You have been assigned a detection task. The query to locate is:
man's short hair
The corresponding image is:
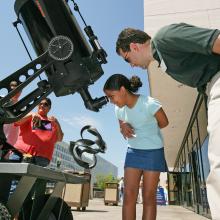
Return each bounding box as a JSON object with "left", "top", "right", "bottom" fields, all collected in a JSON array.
[{"left": 116, "top": 28, "right": 151, "bottom": 54}]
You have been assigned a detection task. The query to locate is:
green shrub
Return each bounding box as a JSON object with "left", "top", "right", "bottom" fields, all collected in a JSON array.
[{"left": 95, "top": 174, "right": 118, "bottom": 190}]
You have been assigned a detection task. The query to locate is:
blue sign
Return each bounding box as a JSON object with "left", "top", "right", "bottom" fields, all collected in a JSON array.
[{"left": 156, "top": 186, "right": 166, "bottom": 205}]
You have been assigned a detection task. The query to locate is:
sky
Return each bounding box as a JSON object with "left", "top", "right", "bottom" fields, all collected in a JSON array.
[{"left": 0, "top": 0, "right": 149, "bottom": 177}]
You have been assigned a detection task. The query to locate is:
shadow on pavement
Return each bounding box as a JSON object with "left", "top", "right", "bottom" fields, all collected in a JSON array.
[{"left": 72, "top": 209, "right": 108, "bottom": 213}]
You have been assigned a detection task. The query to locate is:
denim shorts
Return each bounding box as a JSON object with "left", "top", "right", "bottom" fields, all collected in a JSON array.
[{"left": 124, "top": 147, "right": 168, "bottom": 172}]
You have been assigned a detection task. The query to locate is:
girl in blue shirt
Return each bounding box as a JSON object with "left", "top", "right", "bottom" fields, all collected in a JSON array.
[{"left": 103, "top": 74, "right": 168, "bottom": 220}]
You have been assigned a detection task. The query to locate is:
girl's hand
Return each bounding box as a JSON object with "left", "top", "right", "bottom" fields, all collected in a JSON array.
[{"left": 120, "top": 121, "right": 135, "bottom": 139}]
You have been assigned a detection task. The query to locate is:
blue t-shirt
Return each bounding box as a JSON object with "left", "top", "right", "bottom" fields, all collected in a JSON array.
[{"left": 115, "top": 95, "right": 164, "bottom": 150}]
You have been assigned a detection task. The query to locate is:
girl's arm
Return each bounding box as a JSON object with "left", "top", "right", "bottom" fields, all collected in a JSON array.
[
  {"left": 119, "top": 120, "right": 135, "bottom": 139},
  {"left": 155, "top": 108, "right": 169, "bottom": 128}
]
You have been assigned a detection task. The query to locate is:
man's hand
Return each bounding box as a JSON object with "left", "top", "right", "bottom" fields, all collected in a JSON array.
[{"left": 119, "top": 121, "right": 135, "bottom": 139}]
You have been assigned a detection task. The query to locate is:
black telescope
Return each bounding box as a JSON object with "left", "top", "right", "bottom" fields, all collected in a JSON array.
[{"left": 14, "top": 0, "right": 108, "bottom": 111}]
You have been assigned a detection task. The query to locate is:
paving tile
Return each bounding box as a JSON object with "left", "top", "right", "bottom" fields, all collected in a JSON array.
[{"left": 71, "top": 198, "right": 209, "bottom": 220}]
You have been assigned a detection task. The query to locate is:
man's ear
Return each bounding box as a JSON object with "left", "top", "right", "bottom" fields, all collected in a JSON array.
[{"left": 130, "top": 42, "right": 139, "bottom": 51}]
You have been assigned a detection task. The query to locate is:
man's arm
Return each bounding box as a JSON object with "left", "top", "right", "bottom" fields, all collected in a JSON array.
[{"left": 212, "top": 34, "right": 220, "bottom": 54}]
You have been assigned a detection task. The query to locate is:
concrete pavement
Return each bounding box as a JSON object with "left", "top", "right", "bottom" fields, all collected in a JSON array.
[{"left": 71, "top": 198, "right": 209, "bottom": 220}]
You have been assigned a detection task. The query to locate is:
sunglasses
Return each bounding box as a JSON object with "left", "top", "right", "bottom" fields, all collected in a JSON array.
[{"left": 39, "top": 102, "right": 49, "bottom": 107}]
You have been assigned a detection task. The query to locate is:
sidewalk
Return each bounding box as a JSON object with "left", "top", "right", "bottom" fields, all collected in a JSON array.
[{"left": 72, "top": 198, "right": 209, "bottom": 220}]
